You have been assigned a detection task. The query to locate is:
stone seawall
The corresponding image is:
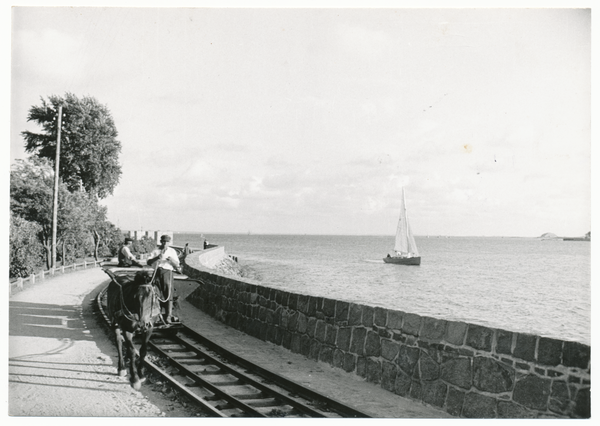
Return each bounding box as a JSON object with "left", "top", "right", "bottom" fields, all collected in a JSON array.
[{"left": 182, "top": 250, "right": 591, "bottom": 419}]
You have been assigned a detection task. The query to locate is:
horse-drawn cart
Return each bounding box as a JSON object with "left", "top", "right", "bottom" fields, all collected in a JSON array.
[{"left": 100, "top": 266, "right": 183, "bottom": 389}]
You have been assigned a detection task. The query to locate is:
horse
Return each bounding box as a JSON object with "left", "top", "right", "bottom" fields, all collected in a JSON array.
[{"left": 104, "top": 269, "right": 162, "bottom": 390}]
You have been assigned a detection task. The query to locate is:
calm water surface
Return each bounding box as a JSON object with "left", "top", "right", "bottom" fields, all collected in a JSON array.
[{"left": 175, "top": 233, "right": 590, "bottom": 345}]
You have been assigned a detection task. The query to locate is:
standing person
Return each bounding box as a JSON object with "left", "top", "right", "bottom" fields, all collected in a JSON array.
[
  {"left": 118, "top": 238, "right": 143, "bottom": 267},
  {"left": 147, "top": 235, "right": 181, "bottom": 324}
]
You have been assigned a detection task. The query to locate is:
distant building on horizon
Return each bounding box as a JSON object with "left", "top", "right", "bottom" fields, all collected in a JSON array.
[{"left": 124, "top": 230, "right": 174, "bottom": 243}]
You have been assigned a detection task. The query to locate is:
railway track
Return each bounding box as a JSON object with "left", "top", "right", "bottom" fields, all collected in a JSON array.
[{"left": 95, "top": 283, "right": 371, "bottom": 418}]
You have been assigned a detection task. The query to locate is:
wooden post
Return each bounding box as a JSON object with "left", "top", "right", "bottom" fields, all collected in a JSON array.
[{"left": 51, "top": 105, "right": 63, "bottom": 269}]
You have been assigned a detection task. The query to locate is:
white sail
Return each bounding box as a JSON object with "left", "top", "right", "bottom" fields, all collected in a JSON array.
[{"left": 393, "top": 188, "right": 419, "bottom": 256}]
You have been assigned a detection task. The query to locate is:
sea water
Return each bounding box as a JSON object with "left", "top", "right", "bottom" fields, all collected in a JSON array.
[{"left": 174, "top": 233, "right": 591, "bottom": 345}]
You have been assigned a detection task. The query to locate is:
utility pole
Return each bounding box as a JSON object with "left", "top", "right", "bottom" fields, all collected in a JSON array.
[{"left": 51, "top": 105, "right": 63, "bottom": 269}]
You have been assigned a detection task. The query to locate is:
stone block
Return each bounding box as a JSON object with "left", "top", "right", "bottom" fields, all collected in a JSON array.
[
  {"left": 280, "top": 291, "right": 290, "bottom": 307},
  {"left": 374, "top": 306, "right": 387, "bottom": 326},
  {"left": 266, "top": 324, "right": 276, "bottom": 344},
  {"left": 377, "top": 327, "right": 391, "bottom": 339},
  {"left": 309, "top": 340, "right": 321, "bottom": 361},
  {"left": 296, "top": 312, "right": 308, "bottom": 334},
  {"left": 365, "top": 330, "right": 382, "bottom": 357},
  {"left": 421, "top": 381, "right": 448, "bottom": 408},
  {"left": 300, "top": 335, "right": 311, "bottom": 357},
  {"left": 273, "top": 326, "right": 284, "bottom": 346},
  {"left": 466, "top": 325, "right": 493, "bottom": 352},
  {"left": 441, "top": 357, "right": 472, "bottom": 389},
  {"left": 322, "top": 298, "right": 336, "bottom": 317},
  {"left": 472, "top": 357, "right": 514, "bottom": 393},
  {"left": 258, "top": 295, "right": 267, "bottom": 307},
  {"left": 402, "top": 313, "right": 422, "bottom": 336},
  {"left": 280, "top": 309, "right": 289, "bottom": 329},
  {"left": 362, "top": 306, "right": 374, "bottom": 328},
  {"left": 394, "top": 370, "right": 411, "bottom": 397},
  {"left": 288, "top": 293, "right": 298, "bottom": 310},
  {"left": 348, "top": 304, "right": 363, "bottom": 326},
  {"left": 282, "top": 330, "right": 292, "bottom": 349},
  {"left": 497, "top": 401, "right": 536, "bottom": 418},
  {"left": 297, "top": 294, "right": 309, "bottom": 314},
  {"left": 307, "top": 296, "right": 320, "bottom": 316},
  {"left": 381, "top": 339, "right": 400, "bottom": 361},
  {"left": 419, "top": 351, "right": 440, "bottom": 381},
  {"left": 290, "top": 333, "right": 301, "bottom": 353},
  {"left": 548, "top": 381, "right": 570, "bottom": 415},
  {"left": 513, "top": 374, "right": 551, "bottom": 411},
  {"left": 409, "top": 381, "right": 422, "bottom": 400},
  {"left": 495, "top": 329, "right": 513, "bottom": 355},
  {"left": 319, "top": 345, "right": 334, "bottom": 365},
  {"left": 335, "top": 300, "right": 349, "bottom": 323},
  {"left": 366, "top": 358, "right": 382, "bottom": 384},
  {"left": 325, "top": 324, "right": 337, "bottom": 346},
  {"left": 306, "top": 317, "right": 317, "bottom": 338},
  {"left": 462, "top": 392, "right": 497, "bottom": 418},
  {"left": 562, "top": 341, "right": 590, "bottom": 369},
  {"left": 387, "top": 310, "right": 403, "bottom": 330},
  {"left": 268, "top": 288, "right": 277, "bottom": 301},
  {"left": 336, "top": 327, "right": 352, "bottom": 352},
  {"left": 333, "top": 349, "right": 344, "bottom": 369},
  {"left": 381, "top": 361, "right": 398, "bottom": 392},
  {"left": 421, "top": 316, "right": 447, "bottom": 342},
  {"left": 356, "top": 356, "right": 367, "bottom": 378},
  {"left": 287, "top": 311, "right": 298, "bottom": 331},
  {"left": 396, "top": 344, "right": 420, "bottom": 375},
  {"left": 265, "top": 308, "right": 274, "bottom": 324},
  {"left": 445, "top": 387, "right": 465, "bottom": 417},
  {"left": 513, "top": 333, "right": 536, "bottom": 362},
  {"left": 343, "top": 352, "right": 356, "bottom": 373},
  {"left": 574, "top": 387, "right": 590, "bottom": 418},
  {"left": 315, "top": 320, "right": 327, "bottom": 343},
  {"left": 350, "top": 327, "right": 367, "bottom": 356}
]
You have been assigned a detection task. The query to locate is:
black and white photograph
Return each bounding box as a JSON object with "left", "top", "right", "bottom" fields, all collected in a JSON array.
[{"left": 7, "top": 2, "right": 592, "bottom": 421}]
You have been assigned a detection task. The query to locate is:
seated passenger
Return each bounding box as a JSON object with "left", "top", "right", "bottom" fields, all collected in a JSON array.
[{"left": 118, "top": 238, "right": 143, "bottom": 267}]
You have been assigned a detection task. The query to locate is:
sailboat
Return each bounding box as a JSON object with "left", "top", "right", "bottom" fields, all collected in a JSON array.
[{"left": 383, "top": 188, "right": 421, "bottom": 265}]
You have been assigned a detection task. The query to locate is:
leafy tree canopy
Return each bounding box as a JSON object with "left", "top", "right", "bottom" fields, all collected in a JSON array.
[
  {"left": 21, "top": 92, "right": 122, "bottom": 199},
  {"left": 10, "top": 157, "right": 115, "bottom": 268}
]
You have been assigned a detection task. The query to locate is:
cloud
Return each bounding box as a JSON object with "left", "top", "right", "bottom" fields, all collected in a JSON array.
[
  {"left": 333, "top": 22, "right": 392, "bottom": 59},
  {"left": 12, "top": 28, "right": 86, "bottom": 81}
]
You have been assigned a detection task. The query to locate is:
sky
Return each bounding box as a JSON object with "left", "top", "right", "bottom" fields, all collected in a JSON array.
[{"left": 8, "top": 3, "right": 593, "bottom": 237}]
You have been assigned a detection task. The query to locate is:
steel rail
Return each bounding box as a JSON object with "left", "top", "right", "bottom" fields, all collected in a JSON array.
[
  {"left": 150, "top": 334, "right": 327, "bottom": 417},
  {"left": 178, "top": 325, "right": 371, "bottom": 418}
]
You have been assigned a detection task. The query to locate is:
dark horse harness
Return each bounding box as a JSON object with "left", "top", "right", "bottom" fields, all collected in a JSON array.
[{"left": 107, "top": 268, "right": 171, "bottom": 329}]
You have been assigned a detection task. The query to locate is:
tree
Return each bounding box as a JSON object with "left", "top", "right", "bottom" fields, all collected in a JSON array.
[
  {"left": 9, "top": 214, "right": 45, "bottom": 278},
  {"left": 11, "top": 158, "right": 96, "bottom": 268},
  {"left": 10, "top": 157, "right": 127, "bottom": 271},
  {"left": 21, "top": 93, "right": 122, "bottom": 199}
]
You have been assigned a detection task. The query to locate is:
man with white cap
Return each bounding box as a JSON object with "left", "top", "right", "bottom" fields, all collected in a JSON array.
[{"left": 147, "top": 234, "right": 181, "bottom": 324}]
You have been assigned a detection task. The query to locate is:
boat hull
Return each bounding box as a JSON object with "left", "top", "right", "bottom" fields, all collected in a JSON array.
[{"left": 383, "top": 256, "right": 421, "bottom": 265}]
